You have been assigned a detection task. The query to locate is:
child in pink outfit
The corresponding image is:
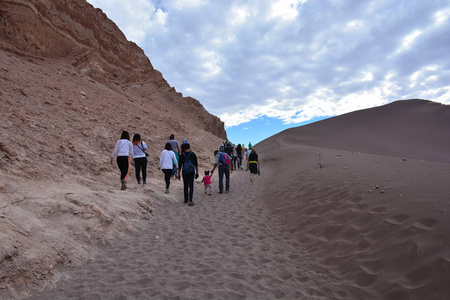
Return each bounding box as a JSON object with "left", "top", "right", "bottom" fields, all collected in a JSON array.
[{"left": 202, "top": 170, "right": 213, "bottom": 195}]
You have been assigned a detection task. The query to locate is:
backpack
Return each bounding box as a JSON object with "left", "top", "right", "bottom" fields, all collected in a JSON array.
[
  {"left": 219, "top": 152, "right": 231, "bottom": 166},
  {"left": 182, "top": 152, "right": 196, "bottom": 174}
]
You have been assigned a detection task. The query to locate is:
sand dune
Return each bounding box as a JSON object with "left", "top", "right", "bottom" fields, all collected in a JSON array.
[
  {"left": 262, "top": 99, "right": 450, "bottom": 163},
  {"left": 257, "top": 99, "right": 450, "bottom": 299}
]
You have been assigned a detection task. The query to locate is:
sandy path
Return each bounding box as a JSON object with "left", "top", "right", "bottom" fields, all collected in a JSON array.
[{"left": 27, "top": 168, "right": 340, "bottom": 300}]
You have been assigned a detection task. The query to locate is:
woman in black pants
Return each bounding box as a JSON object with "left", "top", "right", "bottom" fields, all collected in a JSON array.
[
  {"left": 132, "top": 134, "right": 148, "bottom": 185},
  {"left": 159, "top": 143, "right": 178, "bottom": 193},
  {"left": 111, "top": 131, "right": 134, "bottom": 190}
]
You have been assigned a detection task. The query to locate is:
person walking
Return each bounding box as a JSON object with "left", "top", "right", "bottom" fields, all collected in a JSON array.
[
  {"left": 232, "top": 144, "right": 238, "bottom": 170},
  {"left": 211, "top": 149, "right": 232, "bottom": 194},
  {"left": 167, "top": 134, "right": 181, "bottom": 178},
  {"left": 202, "top": 170, "right": 213, "bottom": 195},
  {"left": 236, "top": 144, "right": 243, "bottom": 169},
  {"left": 159, "top": 143, "right": 178, "bottom": 193},
  {"left": 246, "top": 148, "right": 260, "bottom": 184},
  {"left": 132, "top": 134, "right": 148, "bottom": 185},
  {"left": 111, "top": 131, "right": 134, "bottom": 190},
  {"left": 178, "top": 143, "right": 199, "bottom": 206}
]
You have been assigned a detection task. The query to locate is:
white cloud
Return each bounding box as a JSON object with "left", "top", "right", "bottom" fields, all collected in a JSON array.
[{"left": 87, "top": 0, "right": 450, "bottom": 132}]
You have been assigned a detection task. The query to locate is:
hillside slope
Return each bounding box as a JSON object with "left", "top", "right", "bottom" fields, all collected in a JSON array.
[{"left": 0, "top": 0, "right": 226, "bottom": 298}]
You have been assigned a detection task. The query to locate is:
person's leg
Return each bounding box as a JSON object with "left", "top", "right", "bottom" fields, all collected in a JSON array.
[
  {"left": 182, "top": 172, "right": 189, "bottom": 203},
  {"left": 162, "top": 169, "right": 172, "bottom": 191},
  {"left": 135, "top": 158, "right": 142, "bottom": 184},
  {"left": 172, "top": 152, "right": 179, "bottom": 177},
  {"left": 117, "top": 156, "right": 130, "bottom": 189},
  {"left": 225, "top": 166, "right": 230, "bottom": 192},
  {"left": 218, "top": 166, "right": 224, "bottom": 193},
  {"left": 187, "top": 173, "right": 195, "bottom": 203},
  {"left": 142, "top": 158, "right": 148, "bottom": 184}
]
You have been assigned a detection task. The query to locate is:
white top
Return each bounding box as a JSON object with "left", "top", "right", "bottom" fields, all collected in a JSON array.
[
  {"left": 159, "top": 150, "right": 178, "bottom": 169},
  {"left": 133, "top": 142, "right": 148, "bottom": 158},
  {"left": 111, "top": 139, "right": 134, "bottom": 158}
]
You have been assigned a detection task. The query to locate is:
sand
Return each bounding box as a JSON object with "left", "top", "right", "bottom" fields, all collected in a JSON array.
[
  {"left": 25, "top": 169, "right": 342, "bottom": 300},
  {"left": 25, "top": 143, "right": 450, "bottom": 299}
]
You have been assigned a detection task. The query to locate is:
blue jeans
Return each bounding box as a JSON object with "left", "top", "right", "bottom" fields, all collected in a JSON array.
[{"left": 218, "top": 165, "right": 230, "bottom": 192}]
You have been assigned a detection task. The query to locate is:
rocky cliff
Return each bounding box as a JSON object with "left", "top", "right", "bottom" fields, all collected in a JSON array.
[
  {"left": 0, "top": 0, "right": 226, "bottom": 138},
  {"left": 0, "top": 0, "right": 226, "bottom": 298}
]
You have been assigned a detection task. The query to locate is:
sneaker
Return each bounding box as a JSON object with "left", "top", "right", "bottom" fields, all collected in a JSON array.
[
  {"left": 208, "top": 192, "right": 213, "bottom": 195},
  {"left": 143, "top": 181, "right": 147, "bottom": 185},
  {"left": 137, "top": 181, "right": 141, "bottom": 185},
  {"left": 121, "top": 184, "right": 127, "bottom": 190},
  {"left": 219, "top": 191, "right": 223, "bottom": 194},
  {"left": 225, "top": 190, "right": 230, "bottom": 193},
  {"left": 188, "top": 202, "right": 195, "bottom": 206},
  {"left": 165, "top": 189, "right": 169, "bottom": 194}
]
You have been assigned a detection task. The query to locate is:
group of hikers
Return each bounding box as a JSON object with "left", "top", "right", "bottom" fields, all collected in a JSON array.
[{"left": 111, "top": 131, "right": 260, "bottom": 206}]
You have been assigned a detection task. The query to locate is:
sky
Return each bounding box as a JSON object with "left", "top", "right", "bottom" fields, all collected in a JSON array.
[{"left": 86, "top": 0, "right": 450, "bottom": 145}]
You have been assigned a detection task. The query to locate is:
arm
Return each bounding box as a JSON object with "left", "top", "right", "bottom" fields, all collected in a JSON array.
[
  {"left": 195, "top": 153, "right": 199, "bottom": 178},
  {"left": 110, "top": 140, "right": 120, "bottom": 165},
  {"left": 177, "top": 152, "right": 182, "bottom": 180},
  {"left": 173, "top": 151, "right": 179, "bottom": 168},
  {"left": 129, "top": 141, "right": 134, "bottom": 161},
  {"left": 158, "top": 150, "right": 164, "bottom": 170}
]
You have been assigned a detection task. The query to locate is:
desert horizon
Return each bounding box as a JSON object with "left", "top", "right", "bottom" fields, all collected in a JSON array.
[{"left": 2, "top": 1, "right": 450, "bottom": 299}]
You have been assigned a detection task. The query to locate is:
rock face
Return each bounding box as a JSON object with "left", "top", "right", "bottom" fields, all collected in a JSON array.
[
  {"left": 0, "top": 0, "right": 226, "bottom": 138},
  {"left": 0, "top": 0, "right": 226, "bottom": 298}
]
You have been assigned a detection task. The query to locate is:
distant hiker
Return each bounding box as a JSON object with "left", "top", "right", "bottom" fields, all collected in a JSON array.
[
  {"left": 246, "top": 148, "right": 260, "bottom": 184},
  {"left": 246, "top": 147, "right": 252, "bottom": 160},
  {"left": 202, "top": 170, "right": 213, "bottom": 195},
  {"left": 132, "top": 134, "right": 148, "bottom": 185},
  {"left": 167, "top": 134, "right": 181, "bottom": 177},
  {"left": 178, "top": 143, "right": 199, "bottom": 206},
  {"left": 159, "top": 143, "right": 178, "bottom": 193},
  {"left": 232, "top": 144, "right": 238, "bottom": 170},
  {"left": 248, "top": 142, "right": 252, "bottom": 149},
  {"left": 236, "top": 144, "right": 243, "bottom": 169},
  {"left": 181, "top": 138, "right": 189, "bottom": 153},
  {"left": 211, "top": 149, "right": 232, "bottom": 194},
  {"left": 111, "top": 130, "right": 134, "bottom": 190}
]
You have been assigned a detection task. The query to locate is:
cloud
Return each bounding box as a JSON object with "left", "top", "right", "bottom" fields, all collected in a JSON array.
[{"left": 87, "top": 0, "right": 450, "bottom": 130}]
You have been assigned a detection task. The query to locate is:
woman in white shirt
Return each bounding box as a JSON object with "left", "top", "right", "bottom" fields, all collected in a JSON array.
[
  {"left": 111, "top": 131, "right": 134, "bottom": 190},
  {"left": 132, "top": 134, "right": 148, "bottom": 185},
  {"left": 159, "top": 143, "right": 178, "bottom": 193}
]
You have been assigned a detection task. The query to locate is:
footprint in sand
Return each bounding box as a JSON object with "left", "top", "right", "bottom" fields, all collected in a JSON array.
[
  {"left": 411, "top": 218, "right": 439, "bottom": 230},
  {"left": 385, "top": 213, "right": 410, "bottom": 225},
  {"left": 368, "top": 206, "right": 388, "bottom": 214}
]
